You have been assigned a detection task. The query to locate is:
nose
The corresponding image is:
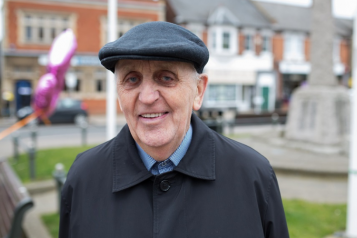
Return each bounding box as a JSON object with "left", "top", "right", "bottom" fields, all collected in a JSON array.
[{"left": 138, "top": 79, "right": 159, "bottom": 104}]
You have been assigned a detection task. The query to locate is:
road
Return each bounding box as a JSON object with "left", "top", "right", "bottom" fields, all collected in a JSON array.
[{"left": 0, "top": 123, "right": 125, "bottom": 158}]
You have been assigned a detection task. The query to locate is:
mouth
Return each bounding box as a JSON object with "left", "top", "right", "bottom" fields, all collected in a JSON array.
[{"left": 139, "top": 112, "right": 168, "bottom": 119}]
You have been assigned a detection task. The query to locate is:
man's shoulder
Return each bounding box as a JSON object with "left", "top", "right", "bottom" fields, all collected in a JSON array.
[
  {"left": 66, "top": 138, "right": 116, "bottom": 181},
  {"left": 212, "top": 131, "right": 272, "bottom": 174}
]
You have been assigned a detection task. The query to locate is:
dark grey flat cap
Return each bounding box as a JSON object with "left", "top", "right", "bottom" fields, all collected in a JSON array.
[{"left": 98, "top": 21, "right": 209, "bottom": 73}]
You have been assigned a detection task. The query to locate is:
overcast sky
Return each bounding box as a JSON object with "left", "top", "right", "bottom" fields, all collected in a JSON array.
[{"left": 254, "top": 0, "right": 357, "bottom": 19}]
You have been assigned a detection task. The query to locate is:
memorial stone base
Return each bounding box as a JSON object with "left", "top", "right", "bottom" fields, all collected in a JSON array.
[{"left": 285, "top": 85, "right": 350, "bottom": 154}]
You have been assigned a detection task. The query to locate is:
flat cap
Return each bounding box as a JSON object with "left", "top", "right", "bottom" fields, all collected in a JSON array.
[{"left": 98, "top": 21, "right": 209, "bottom": 73}]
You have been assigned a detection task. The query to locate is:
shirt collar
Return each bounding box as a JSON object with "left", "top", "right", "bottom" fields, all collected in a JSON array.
[
  {"left": 136, "top": 125, "right": 193, "bottom": 171},
  {"left": 112, "top": 114, "right": 215, "bottom": 193}
]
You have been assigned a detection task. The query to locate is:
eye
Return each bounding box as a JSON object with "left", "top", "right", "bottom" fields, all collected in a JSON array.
[
  {"left": 121, "top": 73, "right": 141, "bottom": 88},
  {"left": 128, "top": 76, "right": 139, "bottom": 83},
  {"left": 161, "top": 76, "right": 173, "bottom": 82},
  {"left": 157, "top": 72, "right": 177, "bottom": 86}
]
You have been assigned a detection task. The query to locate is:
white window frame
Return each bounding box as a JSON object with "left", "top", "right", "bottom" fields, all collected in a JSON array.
[
  {"left": 261, "top": 36, "right": 271, "bottom": 52},
  {"left": 283, "top": 32, "right": 305, "bottom": 62},
  {"left": 208, "top": 25, "right": 237, "bottom": 55},
  {"left": 244, "top": 34, "right": 254, "bottom": 52},
  {"left": 17, "top": 10, "right": 76, "bottom": 45},
  {"left": 241, "top": 28, "right": 256, "bottom": 55},
  {"left": 100, "top": 17, "right": 148, "bottom": 46}
]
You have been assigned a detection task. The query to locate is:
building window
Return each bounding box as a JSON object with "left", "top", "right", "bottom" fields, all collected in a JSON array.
[
  {"left": 222, "top": 32, "right": 230, "bottom": 49},
  {"left": 96, "top": 79, "right": 104, "bottom": 92},
  {"left": 21, "top": 12, "right": 72, "bottom": 44},
  {"left": 75, "top": 79, "right": 81, "bottom": 92},
  {"left": 284, "top": 34, "right": 304, "bottom": 61},
  {"left": 208, "top": 84, "right": 236, "bottom": 102},
  {"left": 244, "top": 35, "right": 253, "bottom": 51},
  {"left": 212, "top": 32, "right": 216, "bottom": 49},
  {"left": 102, "top": 19, "right": 146, "bottom": 45},
  {"left": 26, "top": 26, "right": 32, "bottom": 41},
  {"left": 262, "top": 36, "right": 270, "bottom": 52}
]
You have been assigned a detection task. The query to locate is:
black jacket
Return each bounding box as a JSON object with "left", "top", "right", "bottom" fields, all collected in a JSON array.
[{"left": 59, "top": 114, "right": 289, "bottom": 238}]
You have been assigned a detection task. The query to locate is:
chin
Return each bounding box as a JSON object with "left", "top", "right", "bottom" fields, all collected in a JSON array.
[{"left": 140, "top": 135, "right": 172, "bottom": 148}]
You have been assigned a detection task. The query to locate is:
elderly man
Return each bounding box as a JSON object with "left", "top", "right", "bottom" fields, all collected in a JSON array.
[{"left": 59, "top": 21, "right": 289, "bottom": 238}]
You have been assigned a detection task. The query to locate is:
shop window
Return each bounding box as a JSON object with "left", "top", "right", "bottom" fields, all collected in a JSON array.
[{"left": 208, "top": 84, "right": 236, "bottom": 102}]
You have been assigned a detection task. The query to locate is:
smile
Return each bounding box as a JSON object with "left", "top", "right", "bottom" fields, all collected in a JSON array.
[{"left": 140, "top": 112, "right": 168, "bottom": 118}]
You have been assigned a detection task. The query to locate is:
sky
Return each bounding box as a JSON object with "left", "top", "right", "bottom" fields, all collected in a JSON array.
[{"left": 254, "top": 0, "right": 357, "bottom": 19}]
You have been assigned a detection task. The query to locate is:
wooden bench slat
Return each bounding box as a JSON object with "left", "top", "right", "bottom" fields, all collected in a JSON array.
[{"left": 0, "top": 160, "right": 34, "bottom": 238}]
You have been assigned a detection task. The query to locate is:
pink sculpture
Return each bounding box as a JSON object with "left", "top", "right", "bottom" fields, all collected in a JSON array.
[
  {"left": 34, "top": 29, "right": 77, "bottom": 116},
  {"left": 0, "top": 29, "right": 77, "bottom": 140}
]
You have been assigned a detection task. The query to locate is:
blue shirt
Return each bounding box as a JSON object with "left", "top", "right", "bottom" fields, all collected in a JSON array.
[{"left": 136, "top": 125, "right": 193, "bottom": 175}]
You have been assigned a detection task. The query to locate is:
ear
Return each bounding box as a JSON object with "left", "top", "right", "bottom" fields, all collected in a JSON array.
[{"left": 192, "top": 74, "right": 208, "bottom": 111}]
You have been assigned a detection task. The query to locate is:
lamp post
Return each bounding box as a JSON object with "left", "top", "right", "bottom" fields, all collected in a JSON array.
[
  {"left": 346, "top": 8, "right": 357, "bottom": 238},
  {"left": 106, "top": 0, "right": 117, "bottom": 140}
]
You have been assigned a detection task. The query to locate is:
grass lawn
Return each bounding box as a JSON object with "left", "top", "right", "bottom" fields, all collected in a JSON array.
[
  {"left": 283, "top": 200, "right": 346, "bottom": 238},
  {"left": 42, "top": 213, "right": 60, "bottom": 238},
  {"left": 9, "top": 145, "right": 96, "bottom": 183},
  {"left": 41, "top": 200, "right": 346, "bottom": 238}
]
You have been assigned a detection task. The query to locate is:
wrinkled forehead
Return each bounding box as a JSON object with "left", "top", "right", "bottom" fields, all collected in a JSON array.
[{"left": 115, "top": 59, "right": 196, "bottom": 76}]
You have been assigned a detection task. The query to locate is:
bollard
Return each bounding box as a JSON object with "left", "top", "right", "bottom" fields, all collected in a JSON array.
[
  {"left": 13, "top": 136, "right": 19, "bottom": 161},
  {"left": 81, "top": 124, "right": 87, "bottom": 146},
  {"left": 29, "top": 119, "right": 37, "bottom": 149},
  {"left": 30, "top": 130, "right": 37, "bottom": 150},
  {"left": 79, "top": 120, "right": 88, "bottom": 146},
  {"left": 28, "top": 145, "right": 36, "bottom": 180},
  {"left": 271, "top": 112, "right": 279, "bottom": 126},
  {"left": 53, "top": 163, "right": 66, "bottom": 213}
]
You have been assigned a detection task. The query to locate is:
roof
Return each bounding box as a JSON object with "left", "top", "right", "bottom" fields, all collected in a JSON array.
[
  {"left": 254, "top": 1, "right": 353, "bottom": 36},
  {"left": 167, "top": 0, "right": 271, "bottom": 28},
  {"left": 207, "top": 6, "right": 240, "bottom": 26},
  {"left": 167, "top": 0, "right": 353, "bottom": 37}
]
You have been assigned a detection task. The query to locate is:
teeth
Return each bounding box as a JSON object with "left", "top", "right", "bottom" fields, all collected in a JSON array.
[{"left": 141, "top": 113, "right": 164, "bottom": 118}]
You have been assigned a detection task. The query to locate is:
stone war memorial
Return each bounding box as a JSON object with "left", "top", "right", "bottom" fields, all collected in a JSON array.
[{"left": 285, "top": 0, "right": 350, "bottom": 154}]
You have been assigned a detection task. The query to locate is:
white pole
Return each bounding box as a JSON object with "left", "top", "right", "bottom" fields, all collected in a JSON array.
[
  {"left": 346, "top": 9, "right": 357, "bottom": 238},
  {"left": 106, "top": 0, "right": 117, "bottom": 140}
]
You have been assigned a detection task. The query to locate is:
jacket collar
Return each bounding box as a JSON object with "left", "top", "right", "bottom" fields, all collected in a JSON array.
[{"left": 112, "top": 113, "right": 216, "bottom": 192}]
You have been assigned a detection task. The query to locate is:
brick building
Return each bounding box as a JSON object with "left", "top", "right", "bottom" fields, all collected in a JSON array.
[
  {"left": 1, "top": 0, "right": 352, "bottom": 116},
  {"left": 167, "top": 0, "right": 352, "bottom": 113},
  {"left": 1, "top": 0, "right": 165, "bottom": 115}
]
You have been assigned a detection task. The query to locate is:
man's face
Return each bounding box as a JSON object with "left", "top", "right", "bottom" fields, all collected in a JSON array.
[{"left": 115, "top": 60, "right": 207, "bottom": 160}]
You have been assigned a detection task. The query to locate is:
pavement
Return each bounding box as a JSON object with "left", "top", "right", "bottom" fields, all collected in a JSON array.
[{"left": 0, "top": 115, "right": 350, "bottom": 238}]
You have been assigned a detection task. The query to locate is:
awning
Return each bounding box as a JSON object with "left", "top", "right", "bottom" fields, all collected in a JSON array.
[{"left": 205, "top": 69, "right": 256, "bottom": 85}]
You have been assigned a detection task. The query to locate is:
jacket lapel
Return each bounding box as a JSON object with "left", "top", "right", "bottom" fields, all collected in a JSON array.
[
  {"left": 174, "top": 113, "right": 216, "bottom": 180},
  {"left": 112, "top": 125, "right": 153, "bottom": 192},
  {"left": 112, "top": 113, "right": 216, "bottom": 192}
]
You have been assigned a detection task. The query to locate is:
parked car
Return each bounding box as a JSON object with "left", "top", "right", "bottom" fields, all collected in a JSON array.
[{"left": 17, "top": 98, "right": 88, "bottom": 124}]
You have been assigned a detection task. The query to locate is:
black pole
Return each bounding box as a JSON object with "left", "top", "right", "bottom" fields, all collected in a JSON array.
[
  {"left": 28, "top": 146, "right": 36, "bottom": 180},
  {"left": 13, "top": 136, "right": 19, "bottom": 161}
]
